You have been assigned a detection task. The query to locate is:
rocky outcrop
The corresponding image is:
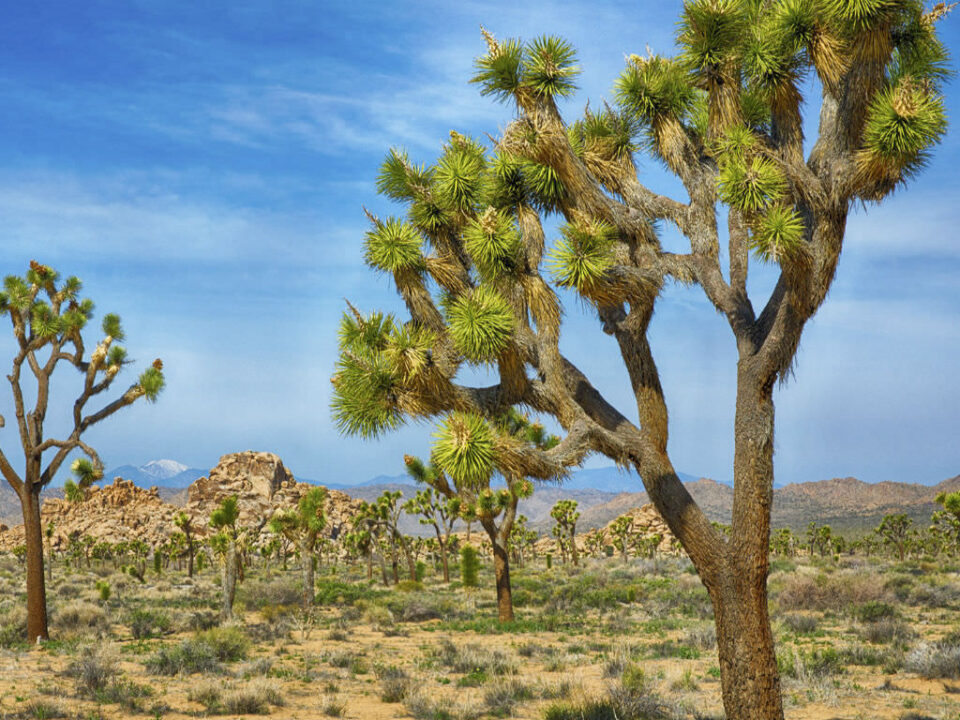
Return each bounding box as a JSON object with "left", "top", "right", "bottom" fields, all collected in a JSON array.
[
  {"left": 184, "top": 451, "right": 363, "bottom": 541},
  {"left": 0, "top": 451, "right": 364, "bottom": 551},
  {"left": 598, "top": 503, "right": 679, "bottom": 554},
  {"left": 0, "top": 477, "right": 179, "bottom": 551}
]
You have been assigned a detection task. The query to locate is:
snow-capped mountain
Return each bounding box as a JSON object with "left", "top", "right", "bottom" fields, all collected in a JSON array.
[
  {"left": 104, "top": 460, "right": 206, "bottom": 489},
  {"left": 138, "top": 459, "right": 188, "bottom": 480}
]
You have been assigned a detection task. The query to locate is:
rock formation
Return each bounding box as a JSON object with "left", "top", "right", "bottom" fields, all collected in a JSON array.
[
  {"left": 0, "top": 477, "right": 178, "bottom": 551},
  {"left": 0, "top": 451, "right": 364, "bottom": 551}
]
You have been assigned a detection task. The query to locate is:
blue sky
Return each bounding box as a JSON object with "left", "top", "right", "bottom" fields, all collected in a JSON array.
[{"left": 0, "top": 0, "right": 957, "bottom": 488}]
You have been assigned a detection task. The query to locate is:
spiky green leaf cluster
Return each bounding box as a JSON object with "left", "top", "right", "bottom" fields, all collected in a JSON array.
[
  {"left": 472, "top": 38, "right": 525, "bottom": 102},
  {"left": 569, "top": 107, "right": 641, "bottom": 161},
  {"left": 522, "top": 161, "right": 566, "bottom": 212},
  {"left": 823, "top": 0, "right": 900, "bottom": 32},
  {"left": 31, "top": 302, "right": 59, "bottom": 338},
  {"left": 339, "top": 310, "right": 394, "bottom": 355},
  {"left": 383, "top": 324, "right": 435, "bottom": 382},
  {"left": 102, "top": 313, "right": 125, "bottom": 341},
  {"left": 523, "top": 35, "right": 580, "bottom": 98},
  {"left": 614, "top": 55, "right": 697, "bottom": 123},
  {"left": 376, "top": 148, "right": 434, "bottom": 200},
  {"left": 463, "top": 208, "right": 523, "bottom": 281},
  {"left": 332, "top": 349, "right": 403, "bottom": 438},
  {"left": 210, "top": 496, "right": 240, "bottom": 529},
  {"left": 107, "top": 345, "right": 127, "bottom": 369},
  {"left": 434, "top": 139, "right": 487, "bottom": 212},
  {"left": 363, "top": 218, "right": 424, "bottom": 274},
  {"left": 861, "top": 80, "right": 947, "bottom": 168},
  {"left": 432, "top": 412, "right": 496, "bottom": 488},
  {"left": 473, "top": 34, "right": 579, "bottom": 101},
  {"left": 70, "top": 457, "right": 102, "bottom": 487},
  {"left": 485, "top": 152, "right": 528, "bottom": 208},
  {"left": 548, "top": 219, "right": 617, "bottom": 292},
  {"left": 677, "top": 0, "right": 748, "bottom": 71},
  {"left": 717, "top": 155, "right": 787, "bottom": 211},
  {"left": 446, "top": 287, "right": 515, "bottom": 362},
  {"left": 750, "top": 205, "right": 806, "bottom": 262},
  {"left": 138, "top": 366, "right": 165, "bottom": 402}
]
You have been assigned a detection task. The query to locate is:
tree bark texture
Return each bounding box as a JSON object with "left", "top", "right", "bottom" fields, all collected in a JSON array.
[{"left": 21, "top": 486, "right": 48, "bottom": 641}]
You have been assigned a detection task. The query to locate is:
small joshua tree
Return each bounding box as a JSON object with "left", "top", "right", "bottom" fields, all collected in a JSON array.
[
  {"left": 932, "top": 490, "right": 960, "bottom": 556},
  {"left": 210, "top": 496, "right": 241, "bottom": 619},
  {"left": 269, "top": 486, "right": 327, "bottom": 610},
  {"left": 549, "top": 499, "right": 580, "bottom": 566},
  {"left": 403, "top": 409, "right": 561, "bottom": 622},
  {"left": 0, "top": 262, "right": 164, "bottom": 640},
  {"left": 173, "top": 511, "right": 198, "bottom": 578},
  {"left": 401, "top": 481, "right": 460, "bottom": 581},
  {"left": 609, "top": 515, "right": 633, "bottom": 562}
]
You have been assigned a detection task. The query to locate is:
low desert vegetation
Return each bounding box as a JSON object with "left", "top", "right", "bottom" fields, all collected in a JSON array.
[{"left": 0, "top": 518, "right": 956, "bottom": 718}]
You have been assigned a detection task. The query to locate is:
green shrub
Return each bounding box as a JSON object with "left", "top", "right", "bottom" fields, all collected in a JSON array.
[
  {"left": 460, "top": 546, "right": 480, "bottom": 589},
  {"left": 855, "top": 601, "right": 897, "bottom": 623},
  {"left": 128, "top": 609, "right": 171, "bottom": 639}
]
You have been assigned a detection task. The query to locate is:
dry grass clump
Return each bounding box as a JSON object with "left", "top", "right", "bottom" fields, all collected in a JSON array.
[
  {"left": 436, "top": 637, "right": 518, "bottom": 675},
  {"left": 375, "top": 664, "right": 412, "bottom": 703},
  {"left": 905, "top": 640, "right": 960, "bottom": 678},
  {"left": 0, "top": 603, "right": 27, "bottom": 647},
  {"left": 777, "top": 571, "right": 890, "bottom": 612},
  {"left": 189, "top": 677, "right": 285, "bottom": 715},
  {"left": 66, "top": 642, "right": 117, "bottom": 695},
  {"left": 51, "top": 600, "right": 110, "bottom": 639}
]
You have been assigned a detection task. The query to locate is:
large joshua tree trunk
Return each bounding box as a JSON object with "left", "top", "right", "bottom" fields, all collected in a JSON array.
[
  {"left": 711, "top": 371, "right": 782, "bottom": 720},
  {"left": 21, "top": 485, "right": 48, "bottom": 642}
]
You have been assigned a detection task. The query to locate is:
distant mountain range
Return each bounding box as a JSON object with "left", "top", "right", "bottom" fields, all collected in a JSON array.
[
  {"left": 103, "top": 460, "right": 206, "bottom": 489},
  {"left": 29, "top": 457, "right": 953, "bottom": 539}
]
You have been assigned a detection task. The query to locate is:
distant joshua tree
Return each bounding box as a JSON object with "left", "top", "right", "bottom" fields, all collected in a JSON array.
[
  {"left": 0, "top": 262, "right": 164, "bottom": 640},
  {"left": 269, "top": 486, "right": 327, "bottom": 610},
  {"left": 210, "top": 496, "right": 241, "bottom": 619},
  {"left": 550, "top": 499, "right": 580, "bottom": 565}
]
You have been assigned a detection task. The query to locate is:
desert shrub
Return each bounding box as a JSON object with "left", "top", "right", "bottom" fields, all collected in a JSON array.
[
  {"left": 314, "top": 579, "right": 387, "bottom": 606},
  {"left": 543, "top": 681, "right": 678, "bottom": 720},
  {"left": 482, "top": 678, "right": 533, "bottom": 716},
  {"left": 0, "top": 604, "right": 27, "bottom": 647},
  {"left": 19, "top": 699, "right": 68, "bottom": 718},
  {"left": 905, "top": 641, "right": 960, "bottom": 678},
  {"left": 327, "top": 650, "right": 361, "bottom": 668},
  {"left": 884, "top": 575, "right": 915, "bottom": 601},
  {"left": 128, "top": 608, "right": 171, "bottom": 639},
  {"left": 224, "top": 678, "right": 285, "bottom": 713},
  {"left": 95, "top": 678, "right": 154, "bottom": 710},
  {"left": 67, "top": 643, "right": 118, "bottom": 695},
  {"left": 188, "top": 678, "right": 223, "bottom": 711},
  {"left": 146, "top": 637, "right": 221, "bottom": 675},
  {"left": 145, "top": 627, "right": 247, "bottom": 676},
  {"left": 860, "top": 618, "right": 915, "bottom": 645},
  {"left": 682, "top": 625, "right": 717, "bottom": 650},
  {"left": 198, "top": 625, "right": 250, "bottom": 661},
  {"left": 855, "top": 601, "right": 897, "bottom": 623},
  {"left": 51, "top": 600, "right": 110, "bottom": 638},
  {"left": 909, "top": 582, "right": 958, "bottom": 608},
  {"left": 376, "top": 665, "right": 412, "bottom": 702},
  {"left": 239, "top": 576, "right": 301, "bottom": 610},
  {"left": 777, "top": 572, "right": 890, "bottom": 613},
  {"left": 781, "top": 612, "right": 819, "bottom": 635},
  {"left": 322, "top": 696, "right": 347, "bottom": 717},
  {"left": 436, "top": 638, "right": 517, "bottom": 675},
  {"left": 179, "top": 609, "right": 219, "bottom": 632},
  {"left": 777, "top": 646, "right": 845, "bottom": 679},
  {"left": 383, "top": 592, "right": 458, "bottom": 622}
]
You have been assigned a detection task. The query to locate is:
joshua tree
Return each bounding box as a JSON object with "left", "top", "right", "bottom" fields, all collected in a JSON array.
[
  {"left": 401, "top": 410, "right": 560, "bottom": 621},
  {"left": 0, "top": 262, "right": 165, "bottom": 640},
  {"left": 609, "top": 515, "right": 633, "bottom": 562},
  {"left": 401, "top": 480, "right": 460, "bottom": 581},
  {"left": 508, "top": 513, "right": 538, "bottom": 566},
  {"left": 877, "top": 512, "right": 913, "bottom": 561},
  {"left": 331, "top": 4, "right": 951, "bottom": 715},
  {"left": 269, "top": 486, "right": 328, "bottom": 610},
  {"left": 550, "top": 499, "right": 580, "bottom": 566},
  {"left": 173, "top": 511, "right": 198, "bottom": 578},
  {"left": 210, "top": 496, "right": 241, "bottom": 619},
  {"left": 583, "top": 527, "right": 606, "bottom": 559},
  {"left": 932, "top": 490, "right": 960, "bottom": 556}
]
